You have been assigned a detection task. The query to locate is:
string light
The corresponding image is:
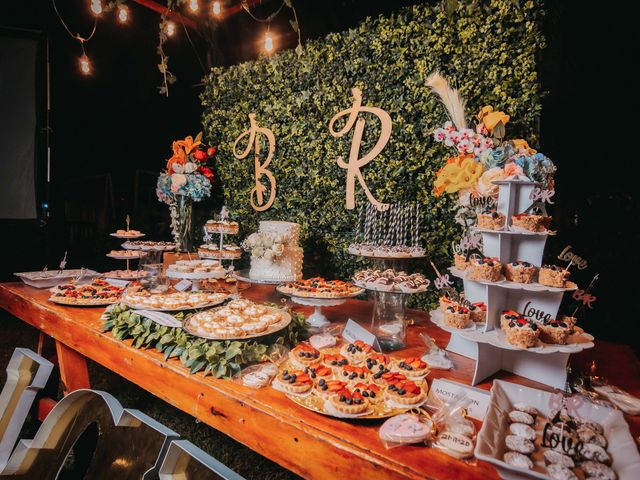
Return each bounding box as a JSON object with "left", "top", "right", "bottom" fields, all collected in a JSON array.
[
  {"left": 189, "top": 0, "right": 198, "bottom": 12},
  {"left": 117, "top": 5, "right": 129, "bottom": 23},
  {"left": 90, "top": 0, "right": 102, "bottom": 15},
  {"left": 264, "top": 29, "right": 274, "bottom": 53},
  {"left": 165, "top": 21, "right": 176, "bottom": 37},
  {"left": 212, "top": 1, "right": 221, "bottom": 15},
  {"left": 79, "top": 54, "right": 91, "bottom": 75}
]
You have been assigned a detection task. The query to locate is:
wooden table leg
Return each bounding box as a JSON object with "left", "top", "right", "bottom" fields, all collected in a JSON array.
[{"left": 55, "top": 341, "right": 90, "bottom": 395}]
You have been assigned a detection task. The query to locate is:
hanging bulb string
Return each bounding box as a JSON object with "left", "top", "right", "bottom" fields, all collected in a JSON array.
[
  {"left": 242, "top": 0, "right": 285, "bottom": 23},
  {"left": 51, "top": 0, "right": 97, "bottom": 44}
]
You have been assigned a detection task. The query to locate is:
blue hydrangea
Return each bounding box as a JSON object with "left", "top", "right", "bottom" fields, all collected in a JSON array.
[
  {"left": 156, "top": 172, "right": 212, "bottom": 204},
  {"left": 513, "top": 152, "right": 556, "bottom": 185}
]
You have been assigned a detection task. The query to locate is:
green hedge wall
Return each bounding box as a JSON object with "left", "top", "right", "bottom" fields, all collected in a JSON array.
[{"left": 201, "top": 0, "right": 545, "bottom": 308}]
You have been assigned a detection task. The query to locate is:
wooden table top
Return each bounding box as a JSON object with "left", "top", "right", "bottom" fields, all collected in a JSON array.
[{"left": 1, "top": 282, "right": 638, "bottom": 480}]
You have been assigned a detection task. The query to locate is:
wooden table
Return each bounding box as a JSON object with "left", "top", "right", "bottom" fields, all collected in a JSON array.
[{"left": 1, "top": 282, "right": 638, "bottom": 480}]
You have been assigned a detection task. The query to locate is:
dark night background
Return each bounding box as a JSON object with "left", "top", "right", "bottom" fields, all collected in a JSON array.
[{"left": 0, "top": 0, "right": 638, "bottom": 353}]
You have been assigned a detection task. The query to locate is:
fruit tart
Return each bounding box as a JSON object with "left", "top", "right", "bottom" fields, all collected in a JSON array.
[
  {"left": 315, "top": 379, "right": 347, "bottom": 399},
  {"left": 339, "top": 364, "right": 371, "bottom": 382},
  {"left": 385, "top": 379, "right": 427, "bottom": 406},
  {"left": 305, "top": 364, "right": 334, "bottom": 384},
  {"left": 340, "top": 340, "right": 372, "bottom": 364},
  {"left": 393, "top": 357, "right": 430, "bottom": 379},
  {"left": 469, "top": 302, "right": 486, "bottom": 322},
  {"left": 353, "top": 382, "right": 383, "bottom": 404},
  {"left": 289, "top": 343, "right": 322, "bottom": 368},
  {"left": 323, "top": 353, "right": 349, "bottom": 374},
  {"left": 273, "top": 369, "right": 313, "bottom": 394},
  {"left": 329, "top": 387, "right": 369, "bottom": 415},
  {"left": 365, "top": 352, "right": 391, "bottom": 374},
  {"left": 372, "top": 371, "right": 406, "bottom": 388}
]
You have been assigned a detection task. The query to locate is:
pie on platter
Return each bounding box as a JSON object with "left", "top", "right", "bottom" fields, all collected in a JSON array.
[
  {"left": 183, "top": 299, "right": 292, "bottom": 340},
  {"left": 277, "top": 277, "right": 364, "bottom": 299},
  {"left": 49, "top": 279, "right": 125, "bottom": 306},
  {"left": 273, "top": 345, "right": 429, "bottom": 419}
]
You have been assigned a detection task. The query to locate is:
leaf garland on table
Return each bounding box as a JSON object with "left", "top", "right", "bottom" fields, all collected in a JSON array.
[{"left": 101, "top": 303, "right": 309, "bottom": 379}]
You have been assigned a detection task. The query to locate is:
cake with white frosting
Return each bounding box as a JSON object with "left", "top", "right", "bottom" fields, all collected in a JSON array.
[{"left": 243, "top": 221, "right": 303, "bottom": 282}]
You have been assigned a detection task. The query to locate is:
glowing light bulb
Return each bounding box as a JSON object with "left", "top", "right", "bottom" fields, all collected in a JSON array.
[
  {"left": 79, "top": 55, "right": 91, "bottom": 75},
  {"left": 166, "top": 21, "right": 176, "bottom": 37},
  {"left": 212, "top": 1, "right": 221, "bottom": 15},
  {"left": 189, "top": 0, "right": 198, "bottom": 12},
  {"left": 264, "top": 32, "right": 274, "bottom": 53},
  {"left": 90, "top": 0, "right": 103, "bottom": 15},
  {"left": 117, "top": 5, "right": 128, "bottom": 23}
]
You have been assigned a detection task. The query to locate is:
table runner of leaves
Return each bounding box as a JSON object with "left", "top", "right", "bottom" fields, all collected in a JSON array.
[{"left": 101, "top": 304, "right": 308, "bottom": 379}]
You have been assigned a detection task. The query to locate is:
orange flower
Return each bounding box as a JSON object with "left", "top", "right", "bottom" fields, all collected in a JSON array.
[
  {"left": 176, "top": 131, "right": 203, "bottom": 155},
  {"left": 434, "top": 154, "right": 483, "bottom": 196},
  {"left": 511, "top": 139, "right": 537, "bottom": 154},
  {"left": 166, "top": 141, "right": 187, "bottom": 172},
  {"left": 476, "top": 106, "right": 509, "bottom": 134}
]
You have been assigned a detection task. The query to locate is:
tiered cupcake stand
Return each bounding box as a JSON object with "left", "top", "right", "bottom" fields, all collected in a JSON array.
[
  {"left": 107, "top": 230, "right": 148, "bottom": 273},
  {"left": 430, "top": 177, "right": 594, "bottom": 389},
  {"left": 198, "top": 221, "right": 241, "bottom": 270}
]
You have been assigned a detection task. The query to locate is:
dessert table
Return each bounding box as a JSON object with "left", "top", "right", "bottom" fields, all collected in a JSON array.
[{"left": 0, "top": 282, "right": 638, "bottom": 480}]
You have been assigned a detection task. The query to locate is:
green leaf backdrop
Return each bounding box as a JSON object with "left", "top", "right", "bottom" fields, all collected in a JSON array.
[{"left": 201, "top": 0, "right": 546, "bottom": 308}]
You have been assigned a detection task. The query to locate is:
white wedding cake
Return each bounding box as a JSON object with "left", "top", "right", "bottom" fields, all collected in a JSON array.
[{"left": 244, "top": 221, "right": 303, "bottom": 282}]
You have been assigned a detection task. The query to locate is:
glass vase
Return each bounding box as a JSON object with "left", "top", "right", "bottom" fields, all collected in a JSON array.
[{"left": 173, "top": 195, "right": 194, "bottom": 252}]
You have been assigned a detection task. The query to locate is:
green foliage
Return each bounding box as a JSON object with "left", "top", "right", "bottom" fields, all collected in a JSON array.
[
  {"left": 201, "top": 0, "right": 545, "bottom": 309},
  {"left": 101, "top": 303, "right": 309, "bottom": 379}
]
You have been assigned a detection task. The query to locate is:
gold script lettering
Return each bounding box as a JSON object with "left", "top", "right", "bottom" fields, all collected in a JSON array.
[
  {"left": 232, "top": 113, "right": 277, "bottom": 212},
  {"left": 329, "top": 87, "right": 391, "bottom": 210}
]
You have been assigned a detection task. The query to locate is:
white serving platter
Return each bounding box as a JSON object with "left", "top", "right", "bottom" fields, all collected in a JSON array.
[{"left": 14, "top": 269, "right": 99, "bottom": 289}]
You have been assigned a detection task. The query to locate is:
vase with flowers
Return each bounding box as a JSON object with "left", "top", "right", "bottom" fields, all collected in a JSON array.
[{"left": 156, "top": 132, "right": 217, "bottom": 252}]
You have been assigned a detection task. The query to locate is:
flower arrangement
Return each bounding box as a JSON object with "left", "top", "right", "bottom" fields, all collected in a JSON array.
[
  {"left": 241, "top": 232, "right": 288, "bottom": 262},
  {"left": 157, "top": 132, "right": 217, "bottom": 249},
  {"left": 427, "top": 72, "right": 556, "bottom": 211}
]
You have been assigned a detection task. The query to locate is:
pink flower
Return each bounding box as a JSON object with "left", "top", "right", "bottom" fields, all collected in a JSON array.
[
  {"left": 483, "top": 138, "right": 494, "bottom": 149},
  {"left": 460, "top": 128, "right": 474, "bottom": 140},
  {"left": 476, "top": 123, "right": 489, "bottom": 135},
  {"left": 471, "top": 134, "right": 483, "bottom": 146},
  {"left": 434, "top": 128, "right": 447, "bottom": 142},
  {"left": 444, "top": 121, "right": 454, "bottom": 132},
  {"left": 457, "top": 139, "right": 474, "bottom": 154},
  {"left": 504, "top": 162, "right": 524, "bottom": 177}
]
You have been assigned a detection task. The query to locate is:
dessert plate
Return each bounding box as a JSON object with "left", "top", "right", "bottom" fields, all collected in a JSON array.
[
  {"left": 182, "top": 306, "right": 291, "bottom": 340},
  {"left": 106, "top": 251, "right": 148, "bottom": 260},
  {"left": 458, "top": 328, "right": 595, "bottom": 354},
  {"left": 14, "top": 269, "right": 99, "bottom": 288},
  {"left": 48, "top": 296, "right": 120, "bottom": 307},
  {"left": 110, "top": 232, "right": 146, "bottom": 239},
  {"left": 276, "top": 285, "right": 365, "bottom": 300}
]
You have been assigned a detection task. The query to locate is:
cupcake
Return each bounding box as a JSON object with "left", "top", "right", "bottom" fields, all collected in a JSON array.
[
  {"left": 467, "top": 257, "right": 502, "bottom": 282},
  {"left": 504, "top": 261, "right": 538, "bottom": 283},
  {"left": 469, "top": 302, "right": 486, "bottom": 322},
  {"left": 501, "top": 310, "right": 524, "bottom": 331},
  {"left": 444, "top": 304, "right": 472, "bottom": 329},
  {"left": 477, "top": 210, "right": 506, "bottom": 230},
  {"left": 511, "top": 212, "right": 552, "bottom": 232},
  {"left": 504, "top": 318, "right": 540, "bottom": 348},
  {"left": 539, "top": 319, "right": 571, "bottom": 345},
  {"left": 538, "top": 265, "right": 570, "bottom": 288},
  {"left": 454, "top": 254, "right": 469, "bottom": 270}
]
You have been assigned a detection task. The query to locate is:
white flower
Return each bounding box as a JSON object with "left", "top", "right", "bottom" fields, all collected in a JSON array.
[
  {"left": 456, "top": 139, "right": 474, "bottom": 154},
  {"left": 184, "top": 162, "right": 198, "bottom": 174},
  {"left": 170, "top": 173, "right": 187, "bottom": 190},
  {"left": 273, "top": 243, "right": 284, "bottom": 256},
  {"left": 264, "top": 250, "right": 275, "bottom": 261},
  {"left": 444, "top": 121, "right": 454, "bottom": 131},
  {"left": 253, "top": 247, "right": 265, "bottom": 258},
  {"left": 460, "top": 128, "right": 475, "bottom": 140},
  {"left": 434, "top": 128, "right": 447, "bottom": 142}
]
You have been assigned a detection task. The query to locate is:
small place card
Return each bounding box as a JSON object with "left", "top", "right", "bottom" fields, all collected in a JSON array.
[
  {"left": 174, "top": 279, "right": 192, "bottom": 291},
  {"left": 133, "top": 310, "right": 182, "bottom": 328},
  {"left": 428, "top": 378, "right": 490, "bottom": 420},
  {"left": 342, "top": 319, "right": 381, "bottom": 351},
  {"left": 106, "top": 278, "right": 130, "bottom": 288}
]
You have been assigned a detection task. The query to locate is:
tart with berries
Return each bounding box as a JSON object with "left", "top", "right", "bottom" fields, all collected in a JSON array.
[
  {"left": 273, "top": 369, "right": 313, "bottom": 394},
  {"left": 501, "top": 310, "right": 523, "bottom": 331},
  {"left": 339, "top": 364, "right": 371, "bottom": 382},
  {"left": 469, "top": 302, "right": 486, "bottom": 322},
  {"left": 444, "top": 304, "right": 472, "bottom": 329},
  {"left": 289, "top": 343, "right": 322, "bottom": 368},
  {"left": 372, "top": 371, "right": 407, "bottom": 388},
  {"left": 504, "top": 261, "right": 539, "bottom": 284},
  {"left": 393, "top": 357, "right": 429, "bottom": 379},
  {"left": 538, "top": 264, "right": 570, "bottom": 288},
  {"left": 329, "top": 387, "right": 369, "bottom": 414},
  {"left": 503, "top": 318, "right": 540, "bottom": 349},
  {"left": 305, "top": 365, "right": 334, "bottom": 384},
  {"left": 384, "top": 379, "right": 427, "bottom": 406},
  {"left": 467, "top": 256, "right": 502, "bottom": 282},
  {"left": 365, "top": 352, "right": 391, "bottom": 373},
  {"left": 323, "top": 353, "right": 349, "bottom": 374},
  {"left": 340, "top": 340, "right": 373, "bottom": 364},
  {"left": 314, "top": 379, "right": 347, "bottom": 399},
  {"left": 353, "top": 382, "right": 383, "bottom": 404},
  {"left": 477, "top": 209, "right": 506, "bottom": 230}
]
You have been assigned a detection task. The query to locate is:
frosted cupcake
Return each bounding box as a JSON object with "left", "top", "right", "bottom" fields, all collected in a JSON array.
[
  {"left": 467, "top": 257, "right": 502, "bottom": 282},
  {"left": 538, "top": 264, "right": 570, "bottom": 288},
  {"left": 504, "top": 261, "right": 538, "bottom": 283},
  {"left": 477, "top": 210, "right": 505, "bottom": 230},
  {"left": 504, "top": 318, "right": 540, "bottom": 348}
]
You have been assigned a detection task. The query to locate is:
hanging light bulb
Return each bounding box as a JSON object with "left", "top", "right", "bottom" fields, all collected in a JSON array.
[
  {"left": 117, "top": 5, "right": 129, "bottom": 23},
  {"left": 189, "top": 0, "right": 199, "bottom": 12},
  {"left": 165, "top": 21, "right": 176, "bottom": 37},
  {"left": 79, "top": 54, "right": 91, "bottom": 75},
  {"left": 90, "top": 0, "right": 103, "bottom": 15},
  {"left": 264, "top": 31, "right": 274, "bottom": 53},
  {"left": 212, "top": 1, "right": 221, "bottom": 15}
]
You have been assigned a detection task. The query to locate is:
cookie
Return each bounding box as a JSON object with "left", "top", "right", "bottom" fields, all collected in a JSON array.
[
  {"left": 503, "top": 451, "right": 533, "bottom": 469},
  {"left": 544, "top": 450, "right": 575, "bottom": 468},
  {"left": 580, "top": 461, "right": 617, "bottom": 480},
  {"left": 547, "top": 463, "right": 578, "bottom": 480},
  {"left": 505, "top": 434, "right": 535, "bottom": 454},
  {"left": 576, "top": 419, "right": 604, "bottom": 435},
  {"left": 580, "top": 443, "right": 611, "bottom": 465},
  {"left": 509, "top": 422, "right": 536, "bottom": 441},
  {"left": 446, "top": 419, "right": 475, "bottom": 438},
  {"left": 578, "top": 426, "right": 608, "bottom": 448},
  {"left": 435, "top": 431, "right": 474, "bottom": 459},
  {"left": 508, "top": 410, "right": 535, "bottom": 425},
  {"left": 513, "top": 403, "right": 538, "bottom": 417}
]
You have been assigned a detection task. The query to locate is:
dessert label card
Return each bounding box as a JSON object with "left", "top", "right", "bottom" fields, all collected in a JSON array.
[
  {"left": 106, "top": 278, "right": 130, "bottom": 288},
  {"left": 428, "top": 379, "right": 490, "bottom": 420},
  {"left": 342, "top": 319, "right": 381, "bottom": 351},
  {"left": 174, "top": 279, "right": 193, "bottom": 292},
  {"left": 133, "top": 310, "right": 182, "bottom": 328}
]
